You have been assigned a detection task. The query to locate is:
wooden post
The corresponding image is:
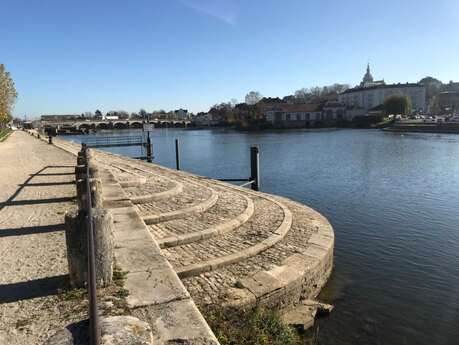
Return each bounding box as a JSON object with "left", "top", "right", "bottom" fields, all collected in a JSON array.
[
  {"left": 175, "top": 139, "right": 180, "bottom": 170},
  {"left": 92, "top": 208, "right": 114, "bottom": 287},
  {"left": 146, "top": 136, "right": 152, "bottom": 163},
  {"left": 65, "top": 210, "right": 88, "bottom": 288},
  {"left": 76, "top": 178, "right": 103, "bottom": 211},
  {"left": 64, "top": 209, "right": 114, "bottom": 288},
  {"left": 75, "top": 163, "right": 99, "bottom": 181},
  {"left": 250, "top": 146, "right": 260, "bottom": 191},
  {"left": 77, "top": 151, "right": 86, "bottom": 166},
  {"left": 75, "top": 165, "right": 86, "bottom": 181}
]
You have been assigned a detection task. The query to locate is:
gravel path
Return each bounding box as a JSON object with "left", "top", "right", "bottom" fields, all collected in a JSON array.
[{"left": 0, "top": 132, "right": 85, "bottom": 345}]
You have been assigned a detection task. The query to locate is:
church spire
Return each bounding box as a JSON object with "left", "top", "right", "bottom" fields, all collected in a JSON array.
[{"left": 361, "top": 63, "right": 374, "bottom": 86}]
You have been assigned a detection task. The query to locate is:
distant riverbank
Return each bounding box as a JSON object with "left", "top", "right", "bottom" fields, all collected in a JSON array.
[{"left": 384, "top": 122, "right": 459, "bottom": 134}]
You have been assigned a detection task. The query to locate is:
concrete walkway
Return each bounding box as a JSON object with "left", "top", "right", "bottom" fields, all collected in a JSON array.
[{"left": 0, "top": 131, "right": 80, "bottom": 345}]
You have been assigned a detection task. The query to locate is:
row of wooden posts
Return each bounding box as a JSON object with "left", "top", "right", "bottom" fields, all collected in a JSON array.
[{"left": 65, "top": 146, "right": 114, "bottom": 345}]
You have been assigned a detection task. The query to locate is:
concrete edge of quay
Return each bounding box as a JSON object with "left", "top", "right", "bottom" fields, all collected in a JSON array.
[{"left": 28, "top": 130, "right": 335, "bottom": 342}]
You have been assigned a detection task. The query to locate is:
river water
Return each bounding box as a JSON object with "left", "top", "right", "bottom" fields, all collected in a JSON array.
[{"left": 64, "top": 128, "right": 459, "bottom": 345}]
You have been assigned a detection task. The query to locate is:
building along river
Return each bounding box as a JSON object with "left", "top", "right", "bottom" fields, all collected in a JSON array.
[{"left": 64, "top": 128, "right": 459, "bottom": 345}]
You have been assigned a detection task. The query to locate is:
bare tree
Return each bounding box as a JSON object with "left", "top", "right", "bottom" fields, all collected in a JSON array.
[
  {"left": 139, "top": 109, "right": 147, "bottom": 118},
  {"left": 245, "top": 91, "right": 262, "bottom": 105}
]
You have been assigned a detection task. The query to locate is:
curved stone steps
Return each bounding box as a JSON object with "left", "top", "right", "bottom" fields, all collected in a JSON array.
[
  {"left": 129, "top": 182, "right": 184, "bottom": 204},
  {"left": 145, "top": 187, "right": 249, "bottom": 240},
  {"left": 135, "top": 181, "right": 218, "bottom": 224},
  {"left": 52, "top": 137, "right": 334, "bottom": 315},
  {"left": 110, "top": 164, "right": 185, "bottom": 204},
  {"left": 107, "top": 165, "right": 147, "bottom": 187},
  {"left": 162, "top": 194, "right": 292, "bottom": 278},
  {"left": 102, "top": 158, "right": 222, "bottom": 226},
  {"left": 180, "top": 197, "right": 334, "bottom": 309},
  {"left": 157, "top": 194, "right": 254, "bottom": 248},
  {"left": 142, "top": 190, "right": 219, "bottom": 225}
]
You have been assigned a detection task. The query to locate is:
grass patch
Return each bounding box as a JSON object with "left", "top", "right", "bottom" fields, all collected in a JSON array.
[
  {"left": 113, "top": 267, "right": 128, "bottom": 285},
  {"left": 0, "top": 129, "right": 12, "bottom": 142},
  {"left": 207, "top": 307, "right": 301, "bottom": 345},
  {"left": 58, "top": 287, "right": 87, "bottom": 301}
]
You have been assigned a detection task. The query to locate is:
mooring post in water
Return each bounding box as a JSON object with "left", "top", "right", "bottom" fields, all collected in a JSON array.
[
  {"left": 146, "top": 136, "right": 152, "bottom": 163},
  {"left": 175, "top": 139, "right": 180, "bottom": 170},
  {"left": 250, "top": 145, "right": 260, "bottom": 191}
]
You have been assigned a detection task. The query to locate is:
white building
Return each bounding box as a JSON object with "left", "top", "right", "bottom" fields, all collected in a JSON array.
[{"left": 338, "top": 65, "right": 426, "bottom": 113}]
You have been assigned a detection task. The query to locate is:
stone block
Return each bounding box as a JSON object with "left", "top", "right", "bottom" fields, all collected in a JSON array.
[
  {"left": 282, "top": 253, "right": 319, "bottom": 271},
  {"left": 240, "top": 271, "right": 283, "bottom": 298},
  {"left": 114, "top": 245, "right": 166, "bottom": 273},
  {"left": 281, "top": 305, "right": 316, "bottom": 332},
  {"left": 302, "top": 244, "right": 328, "bottom": 260},
  {"left": 221, "top": 287, "right": 257, "bottom": 310},
  {"left": 307, "top": 233, "right": 333, "bottom": 250},
  {"left": 101, "top": 316, "right": 153, "bottom": 345},
  {"left": 125, "top": 270, "right": 189, "bottom": 308},
  {"left": 132, "top": 299, "right": 219, "bottom": 345},
  {"left": 113, "top": 225, "right": 153, "bottom": 244}
]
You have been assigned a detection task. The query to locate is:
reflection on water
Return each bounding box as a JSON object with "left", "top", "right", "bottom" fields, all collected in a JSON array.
[{"left": 65, "top": 128, "right": 459, "bottom": 345}]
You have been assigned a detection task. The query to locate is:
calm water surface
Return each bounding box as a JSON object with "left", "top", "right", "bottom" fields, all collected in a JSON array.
[{"left": 65, "top": 129, "right": 459, "bottom": 345}]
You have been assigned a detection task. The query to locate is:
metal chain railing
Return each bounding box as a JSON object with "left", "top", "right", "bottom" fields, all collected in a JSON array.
[{"left": 82, "top": 146, "right": 100, "bottom": 345}]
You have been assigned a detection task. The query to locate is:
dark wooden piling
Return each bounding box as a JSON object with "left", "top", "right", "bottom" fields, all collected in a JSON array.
[
  {"left": 250, "top": 146, "right": 260, "bottom": 191},
  {"left": 175, "top": 139, "right": 180, "bottom": 170}
]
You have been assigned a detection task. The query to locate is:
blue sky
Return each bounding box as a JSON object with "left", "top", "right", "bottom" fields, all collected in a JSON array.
[{"left": 3, "top": 0, "right": 459, "bottom": 118}]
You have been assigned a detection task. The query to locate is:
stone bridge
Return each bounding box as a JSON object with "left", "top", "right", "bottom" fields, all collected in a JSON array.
[{"left": 41, "top": 119, "right": 191, "bottom": 132}]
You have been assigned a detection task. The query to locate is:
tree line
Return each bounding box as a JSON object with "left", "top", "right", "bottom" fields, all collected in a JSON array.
[
  {"left": 0, "top": 64, "right": 17, "bottom": 127},
  {"left": 207, "top": 84, "right": 350, "bottom": 129}
]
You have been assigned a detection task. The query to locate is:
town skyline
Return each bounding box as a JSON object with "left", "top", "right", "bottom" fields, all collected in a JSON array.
[
  {"left": 4, "top": 0, "right": 459, "bottom": 117},
  {"left": 13, "top": 69, "right": 456, "bottom": 120}
]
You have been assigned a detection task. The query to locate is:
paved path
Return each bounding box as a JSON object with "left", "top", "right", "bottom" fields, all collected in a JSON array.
[{"left": 0, "top": 131, "right": 81, "bottom": 345}]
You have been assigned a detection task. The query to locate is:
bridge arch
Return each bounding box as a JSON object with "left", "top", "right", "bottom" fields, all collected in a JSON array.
[
  {"left": 113, "top": 122, "right": 129, "bottom": 129},
  {"left": 96, "top": 122, "right": 111, "bottom": 130},
  {"left": 130, "top": 121, "right": 143, "bottom": 129}
]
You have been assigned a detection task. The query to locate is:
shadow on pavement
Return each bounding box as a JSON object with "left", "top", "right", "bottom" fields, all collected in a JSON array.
[
  {"left": 0, "top": 223, "right": 65, "bottom": 238},
  {"left": 0, "top": 274, "right": 68, "bottom": 303}
]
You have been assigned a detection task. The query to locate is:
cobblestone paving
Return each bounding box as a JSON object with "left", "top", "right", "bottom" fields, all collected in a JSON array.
[
  {"left": 182, "top": 199, "right": 319, "bottom": 306},
  {"left": 162, "top": 197, "right": 283, "bottom": 268},
  {"left": 123, "top": 179, "right": 177, "bottom": 197},
  {"left": 134, "top": 182, "right": 213, "bottom": 216},
  {"left": 107, "top": 165, "right": 141, "bottom": 182},
  {"left": 148, "top": 188, "right": 247, "bottom": 240}
]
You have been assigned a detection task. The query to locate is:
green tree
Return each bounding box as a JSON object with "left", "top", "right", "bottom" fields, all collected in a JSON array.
[
  {"left": 0, "top": 64, "right": 18, "bottom": 127},
  {"left": 383, "top": 95, "right": 412, "bottom": 115}
]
